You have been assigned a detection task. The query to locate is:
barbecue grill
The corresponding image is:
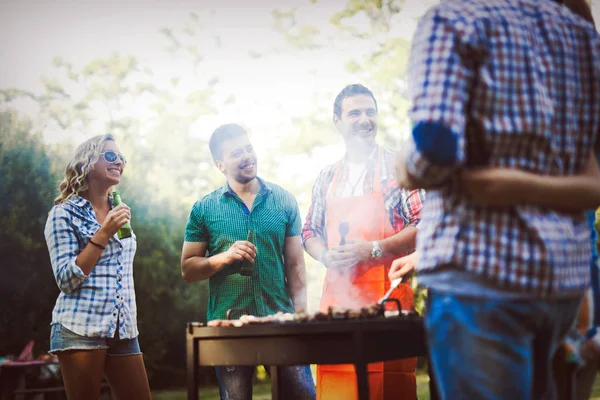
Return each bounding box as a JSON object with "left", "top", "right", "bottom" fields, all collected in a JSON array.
[{"left": 186, "top": 313, "right": 436, "bottom": 400}]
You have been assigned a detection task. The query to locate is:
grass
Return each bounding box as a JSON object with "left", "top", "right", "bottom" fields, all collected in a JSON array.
[
  {"left": 152, "top": 372, "right": 432, "bottom": 400},
  {"left": 152, "top": 382, "right": 271, "bottom": 400},
  {"left": 152, "top": 372, "right": 600, "bottom": 400}
]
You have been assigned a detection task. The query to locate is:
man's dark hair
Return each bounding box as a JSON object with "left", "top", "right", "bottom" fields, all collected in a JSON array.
[
  {"left": 333, "top": 84, "right": 378, "bottom": 118},
  {"left": 209, "top": 123, "right": 247, "bottom": 161}
]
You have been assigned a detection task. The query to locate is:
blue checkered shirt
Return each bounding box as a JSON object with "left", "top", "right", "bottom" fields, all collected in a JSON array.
[
  {"left": 44, "top": 195, "right": 138, "bottom": 338},
  {"left": 406, "top": 0, "right": 600, "bottom": 297}
]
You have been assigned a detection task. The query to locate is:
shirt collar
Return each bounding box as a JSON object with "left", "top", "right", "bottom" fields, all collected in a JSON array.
[
  {"left": 66, "top": 194, "right": 114, "bottom": 208},
  {"left": 219, "top": 177, "right": 272, "bottom": 198},
  {"left": 342, "top": 144, "right": 379, "bottom": 166},
  {"left": 66, "top": 194, "right": 89, "bottom": 208}
]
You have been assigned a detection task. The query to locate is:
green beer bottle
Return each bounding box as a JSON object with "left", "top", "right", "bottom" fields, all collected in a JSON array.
[
  {"left": 112, "top": 191, "right": 132, "bottom": 239},
  {"left": 239, "top": 230, "right": 255, "bottom": 276}
]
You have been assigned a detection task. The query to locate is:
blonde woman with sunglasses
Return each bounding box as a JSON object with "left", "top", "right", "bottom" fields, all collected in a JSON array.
[{"left": 44, "top": 134, "right": 151, "bottom": 399}]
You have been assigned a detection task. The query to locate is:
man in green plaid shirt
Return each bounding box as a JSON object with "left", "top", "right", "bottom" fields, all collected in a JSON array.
[{"left": 181, "top": 123, "right": 316, "bottom": 400}]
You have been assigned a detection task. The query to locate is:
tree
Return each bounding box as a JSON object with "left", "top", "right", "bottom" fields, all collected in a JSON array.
[{"left": 0, "top": 110, "right": 60, "bottom": 357}]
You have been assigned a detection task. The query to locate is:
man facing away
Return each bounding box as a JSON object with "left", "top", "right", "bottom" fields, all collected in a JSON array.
[
  {"left": 302, "top": 84, "right": 425, "bottom": 400},
  {"left": 181, "top": 123, "right": 316, "bottom": 400},
  {"left": 397, "top": 0, "right": 600, "bottom": 398}
]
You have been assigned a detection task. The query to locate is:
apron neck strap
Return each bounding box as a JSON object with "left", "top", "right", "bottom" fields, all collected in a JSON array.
[{"left": 330, "top": 145, "right": 381, "bottom": 197}]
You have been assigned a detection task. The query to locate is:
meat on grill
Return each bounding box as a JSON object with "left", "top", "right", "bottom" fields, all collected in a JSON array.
[{"left": 206, "top": 304, "right": 418, "bottom": 328}]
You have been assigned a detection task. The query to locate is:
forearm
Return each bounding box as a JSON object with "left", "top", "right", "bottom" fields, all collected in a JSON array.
[
  {"left": 304, "top": 237, "right": 327, "bottom": 264},
  {"left": 75, "top": 229, "right": 112, "bottom": 275},
  {"left": 379, "top": 226, "right": 418, "bottom": 257},
  {"left": 286, "top": 263, "right": 308, "bottom": 311},
  {"left": 47, "top": 221, "right": 110, "bottom": 293},
  {"left": 522, "top": 175, "right": 600, "bottom": 212},
  {"left": 400, "top": 124, "right": 461, "bottom": 190},
  {"left": 181, "top": 253, "right": 227, "bottom": 283}
]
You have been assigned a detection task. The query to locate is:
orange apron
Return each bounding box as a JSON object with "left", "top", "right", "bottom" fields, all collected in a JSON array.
[{"left": 316, "top": 149, "right": 417, "bottom": 400}]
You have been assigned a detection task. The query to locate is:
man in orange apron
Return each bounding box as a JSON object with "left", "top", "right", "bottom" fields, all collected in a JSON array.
[{"left": 302, "top": 84, "right": 425, "bottom": 400}]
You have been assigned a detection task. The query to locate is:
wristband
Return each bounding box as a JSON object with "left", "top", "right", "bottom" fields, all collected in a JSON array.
[{"left": 89, "top": 239, "right": 106, "bottom": 250}]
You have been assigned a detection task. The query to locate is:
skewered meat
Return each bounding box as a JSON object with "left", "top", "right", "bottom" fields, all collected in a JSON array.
[
  {"left": 205, "top": 302, "right": 414, "bottom": 328},
  {"left": 328, "top": 306, "right": 349, "bottom": 320}
]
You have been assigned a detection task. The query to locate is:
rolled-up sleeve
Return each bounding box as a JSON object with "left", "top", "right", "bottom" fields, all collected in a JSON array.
[
  {"left": 405, "top": 6, "right": 476, "bottom": 186},
  {"left": 44, "top": 207, "right": 88, "bottom": 294},
  {"left": 402, "top": 189, "right": 425, "bottom": 227},
  {"left": 301, "top": 169, "right": 330, "bottom": 247}
]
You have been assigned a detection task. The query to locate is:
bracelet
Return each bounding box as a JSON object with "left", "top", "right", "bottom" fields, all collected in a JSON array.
[{"left": 89, "top": 239, "right": 106, "bottom": 250}]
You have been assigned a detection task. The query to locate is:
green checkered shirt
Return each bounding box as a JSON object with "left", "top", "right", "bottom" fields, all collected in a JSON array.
[{"left": 185, "top": 177, "right": 301, "bottom": 321}]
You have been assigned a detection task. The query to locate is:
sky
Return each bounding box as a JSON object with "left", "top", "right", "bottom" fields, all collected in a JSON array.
[
  {"left": 0, "top": 0, "right": 433, "bottom": 147},
  {"left": 2, "top": 0, "right": 599, "bottom": 139}
]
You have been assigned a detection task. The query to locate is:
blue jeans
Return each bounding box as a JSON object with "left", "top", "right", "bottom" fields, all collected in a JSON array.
[
  {"left": 425, "top": 291, "right": 581, "bottom": 400},
  {"left": 215, "top": 365, "right": 315, "bottom": 400}
]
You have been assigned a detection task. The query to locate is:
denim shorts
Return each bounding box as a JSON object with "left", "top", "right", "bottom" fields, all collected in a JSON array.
[{"left": 49, "top": 323, "right": 142, "bottom": 356}]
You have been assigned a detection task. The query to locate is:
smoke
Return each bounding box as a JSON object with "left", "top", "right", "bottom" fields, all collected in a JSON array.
[{"left": 304, "top": 248, "right": 401, "bottom": 314}]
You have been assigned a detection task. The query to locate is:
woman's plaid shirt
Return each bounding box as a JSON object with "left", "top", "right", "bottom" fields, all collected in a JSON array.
[
  {"left": 405, "top": 0, "right": 600, "bottom": 297},
  {"left": 44, "top": 195, "right": 138, "bottom": 338}
]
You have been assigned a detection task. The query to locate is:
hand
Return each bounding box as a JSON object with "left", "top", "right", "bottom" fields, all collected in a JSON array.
[
  {"left": 99, "top": 204, "right": 131, "bottom": 238},
  {"left": 389, "top": 252, "right": 418, "bottom": 281},
  {"left": 222, "top": 241, "right": 256, "bottom": 265},
  {"left": 462, "top": 168, "right": 527, "bottom": 207},
  {"left": 321, "top": 247, "right": 358, "bottom": 269},
  {"left": 323, "top": 239, "right": 372, "bottom": 269}
]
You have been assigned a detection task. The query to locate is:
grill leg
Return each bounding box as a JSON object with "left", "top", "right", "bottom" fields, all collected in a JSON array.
[
  {"left": 270, "top": 366, "right": 281, "bottom": 400},
  {"left": 187, "top": 327, "right": 199, "bottom": 400},
  {"left": 353, "top": 331, "right": 369, "bottom": 400},
  {"left": 354, "top": 362, "right": 369, "bottom": 400}
]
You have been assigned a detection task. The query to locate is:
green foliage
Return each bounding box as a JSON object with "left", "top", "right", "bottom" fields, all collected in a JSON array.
[
  {"left": 0, "top": 110, "right": 59, "bottom": 357},
  {"left": 0, "top": 110, "right": 210, "bottom": 387},
  {"left": 271, "top": 0, "right": 416, "bottom": 147}
]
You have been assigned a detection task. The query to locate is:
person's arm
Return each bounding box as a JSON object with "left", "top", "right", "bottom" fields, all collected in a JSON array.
[
  {"left": 302, "top": 168, "right": 330, "bottom": 263},
  {"left": 304, "top": 237, "right": 328, "bottom": 266},
  {"left": 285, "top": 194, "right": 308, "bottom": 310},
  {"left": 180, "top": 200, "right": 255, "bottom": 283},
  {"left": 44, "top": 204, "right": 130, "bottom": 293},
  {"left": 462, "top": 152, "right": 600, "bottom": 212},
  {"left": 333, "top": 227, "right": 418, "bottom": 270},
  {"left": 181, "top": 241, "right": 255, "bottom": 282},
  {"left": 380, "top": 187, "right": 424, "bottom": 256},
  {"left": 328, "top": 181, "right": 423, "bottom": 267},
  {"left": 283, "top": 236, "right": 307, "bottom": 311},
  {"left": 398, "top": 6, "right": 477, "bottom": 190},
  {"left": 389, "top": 252, "right": 419, "bottom": 281},
  {"left": 380, "top": 227, "right": 418, "bottom": 257},
  {"left": 76, "top": 204, "right": 131, "bottom": 274}
]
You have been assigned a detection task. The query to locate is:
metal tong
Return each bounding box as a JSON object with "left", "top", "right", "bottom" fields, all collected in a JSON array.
[{"left": 379, "top": 272, "right": 412, "bottom": 304}]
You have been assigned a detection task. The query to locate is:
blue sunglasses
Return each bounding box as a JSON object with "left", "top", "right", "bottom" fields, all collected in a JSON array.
[{"left": 101, "top": 150, "right": 127, "bottom": 165}]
